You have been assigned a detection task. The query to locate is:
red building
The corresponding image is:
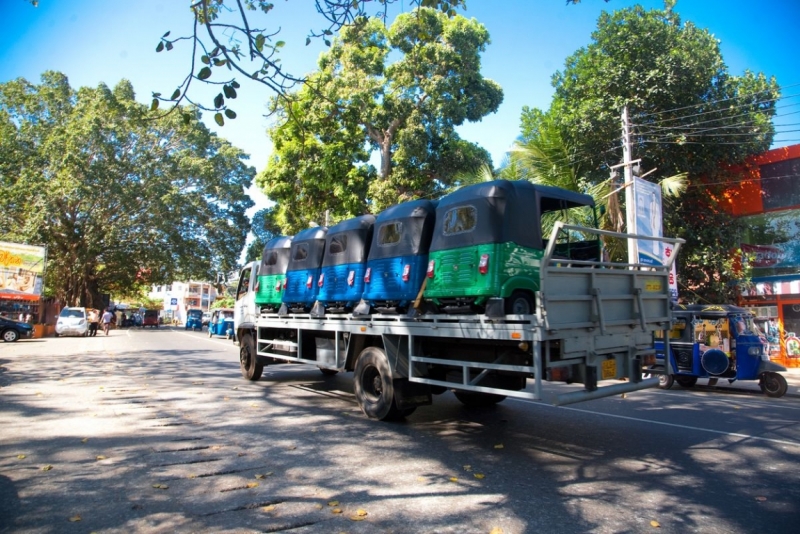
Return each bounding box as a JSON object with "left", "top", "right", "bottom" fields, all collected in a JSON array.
[{"left": 721, "top": 144, "right": 800, "bottom": 367}]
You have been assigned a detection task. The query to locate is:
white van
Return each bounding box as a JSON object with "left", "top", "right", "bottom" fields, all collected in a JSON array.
[{"left": 55, "top": 307, "right": 88, "bottom": 337}]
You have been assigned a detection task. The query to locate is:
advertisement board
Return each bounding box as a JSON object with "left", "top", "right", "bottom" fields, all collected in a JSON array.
[
  {"left": 0, "top": 241, "right": 47, "bottom": 301},
  {"left": 633, "top": 177, "right": 664, "bottom": 266}
]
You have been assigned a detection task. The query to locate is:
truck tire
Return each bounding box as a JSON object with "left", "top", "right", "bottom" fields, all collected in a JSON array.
[
  {"left": 759, "top": 372, "right": 787, "bottom": 398},
  {"left": 453, "top": 391, "right": 506, "bottom": 407},
  {"left": 354, "top": 347, "right": 403, "bottom": 420},
  {"left": 505, "top": 290, "right": 534, "bottom": 315},
  {"left": 239, "top": 333, "right": 263, "bottom": 381},
  {"left": 675, "top": 376, "right": 698, "bottom": 388}
]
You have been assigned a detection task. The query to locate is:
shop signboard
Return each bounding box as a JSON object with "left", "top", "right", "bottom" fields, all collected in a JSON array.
[
  {"left": 740, "top": 208, "right": 800, "bottom": 275},
  {"left": 0, "top": 241, "right": 47, "bottom": 301},
  {"left": 633, "top": 176, "right": 664, "bottom": 266}
]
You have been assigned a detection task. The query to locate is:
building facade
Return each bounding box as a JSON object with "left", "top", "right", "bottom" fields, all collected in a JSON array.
[
  {"left": 149, "top": 281, "right": 218, "bottom": 324},
  {"left": 722, "top": 144, "right": 800, "bottom": 367}
]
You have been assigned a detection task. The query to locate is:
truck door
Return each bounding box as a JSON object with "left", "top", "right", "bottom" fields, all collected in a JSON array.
[{"left": 234, "top": 262, "right": 258, "bottom": 332}]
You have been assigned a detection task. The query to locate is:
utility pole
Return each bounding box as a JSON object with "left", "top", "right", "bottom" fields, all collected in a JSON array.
[{"left": 622, "top": 106, "right": 637, "bottom": 265}]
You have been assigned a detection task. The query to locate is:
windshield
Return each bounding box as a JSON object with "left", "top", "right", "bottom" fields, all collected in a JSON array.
[{"left": 60, "top": 308, "right": 85, "bottom": 318}]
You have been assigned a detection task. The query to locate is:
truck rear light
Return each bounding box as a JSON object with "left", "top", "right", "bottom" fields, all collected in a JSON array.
[
  {"left": 364, "top": 267, "right": 371, "bottom": 283},
  {"left": 274, "top": 280, "right": 281, "bottom": 292},
  {"left": 318, "top": 273, "right": 325, "bottom": 288},
  {"left": 282, "top": 278, "right": 287, "bottom": 291},
  {"left": 255, "top": 280, "right": 260, "bottom": 292},
  {"left": 479, "top": 254, "right": 489, "bottom": 274},
  {"left": 347, "top": 270, "right": 355, "bottom": 286},
  {"left": 306, "top": 275, "right": 313, "bottom": 289},
  {"left": 402, "top": 264, "right": 411, "bottom": 282},
  {"left": 427, "top": 260, "right": 435, "bottom": 279}
]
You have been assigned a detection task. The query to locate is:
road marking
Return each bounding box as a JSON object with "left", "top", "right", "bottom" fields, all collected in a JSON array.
[{"left": 539, "top": 403, "right": 800, "bottom": 448}]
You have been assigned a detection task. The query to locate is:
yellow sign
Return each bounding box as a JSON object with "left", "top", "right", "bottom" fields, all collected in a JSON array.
[
  {"left": 644, "top": 280, "right": 662, "bottom": 292},
  {"left": 601, "top": 359, "right": 617, "bottom": 380}
]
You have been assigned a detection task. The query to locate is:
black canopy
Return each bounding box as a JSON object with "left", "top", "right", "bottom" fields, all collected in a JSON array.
[
  {"left": 322, "top": 215, "right": 376, "bottom": 267},
  {"left": 259, "top": 236, "right": 293, "bottom": 275},
  {"left": 287, "top": 226, "right": 328, "bottom": 271},
  {"left": 368, "top": 199, "right": 438, "bottom": 260},
  {"left": 429, "top": 180, "right": 595, "bottom": 252}
]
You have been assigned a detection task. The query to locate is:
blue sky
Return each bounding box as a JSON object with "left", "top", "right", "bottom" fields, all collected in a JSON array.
[{"left": 3, "top": 0, "right": 799, "bottom": 213}]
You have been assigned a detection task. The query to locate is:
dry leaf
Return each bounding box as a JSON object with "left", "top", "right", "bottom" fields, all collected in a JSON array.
[
  {"left": 262, "top": 504, "right": 276, "bottom": 512},
  {"left": 255, "top": 474, "right": 266, "bottom": 479},
  {"left": 68, "top": 515, "right": 82, "bottom": 522},
  {"left": 494, "top": 444, "right": 504, "bottom": 449},
  {"left": 490, "top": 528, "right": 503, "bottom": 534},
  {"left": 17, "top": 454, "right": 26, "bottom": 460},
  {"left": 223, "top": 397, "right": 230, "bottom": 401},
  {"left": 81, "top": 438, "right": 89, "bottom": 443},
  {"left": 449, "top": 477, "right": 458, "bottom": 483},
  {"left": 474, "top": 473, "right": 485, "bottom": 480},
  {"left": 332, "top": 508, "right": 343, "bottom": 514},
  {"left": 353, "top": 509, "right": 368, "bottom": 517},
  {"left": 41, "top": 465, "right": 53, "bottom": 471},
  {"left": 96, "top": 455, "right": 107, "bottom": 460},
  {"left": 650, "top": 520, "right": 660, "bottom": 528},
  {"left": 188, "top": 474, "right": 196, "bottom": 479},
  {"left": 238, "top": 452, "right": 247, "bottom": 457},
  {"left": 755, "top": 496, "right": 767, "bottom": 502},
  {"left": 417, "top": 476, "right": 427, "bottom": 482},
  {"left": 463, "top": 465, "right": 472, "bottom": 471},
  {"left": 287, "top": 445, "right": 296, "bottom": 450},
  {"left": 328, "top": 500, "right": 339, "bottom": 507},
  {"left": 247, "top": 482, "right": 259, "bottom": 488},
  {"left": 152, "top": 484, "right": 169, "bottom": 490}
]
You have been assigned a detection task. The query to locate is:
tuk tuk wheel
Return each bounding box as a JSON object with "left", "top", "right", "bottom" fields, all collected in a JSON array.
[
  {"left": 675, "top": 376, "right": 698, "bottom": 388},
  {"left": 505, "top": 290, "right": 535, "bottom": 315},
  {"left": 759, "top": 372, "right": 788, "bottom": 398}
]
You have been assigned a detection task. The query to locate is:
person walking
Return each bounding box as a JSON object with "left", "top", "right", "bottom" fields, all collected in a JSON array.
[
  {"left": 87, "top": 309, "right": 99, "bottom": 337},
  {"left": 101, "top": 308, "right": 114, "bottom": 336}
]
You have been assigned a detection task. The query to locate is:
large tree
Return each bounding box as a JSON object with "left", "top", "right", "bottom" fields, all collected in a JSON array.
[
  {"left": 258, "top": 8, "right": 502, "bottom": 231},
  {"left": 522, "top": 0, "right": 779, "bottom": 302},
  {"left": 0, "top": 72, "right": 255, "bottom": 307}
]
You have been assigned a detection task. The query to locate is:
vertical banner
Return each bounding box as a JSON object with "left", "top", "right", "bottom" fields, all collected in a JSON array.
[{"left": 633, "top": 177, "right": 663, "bottom": 266}]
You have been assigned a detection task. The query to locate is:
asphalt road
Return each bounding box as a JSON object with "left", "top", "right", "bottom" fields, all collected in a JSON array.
[{"left": 1, "top": 327, "right": 798, "bottom": 534}]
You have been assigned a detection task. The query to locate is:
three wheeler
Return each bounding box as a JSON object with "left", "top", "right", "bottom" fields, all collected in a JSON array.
[
  {"left": 651, "top": 304, "right": 788, "bottom": 397},
  {"left": 255, "top": 236, "right": 293, "bottom": 313},
  {"left": 185, "top": 308, "right": 204, "bottom": 331},
  {"left": 280, "top": 226, "right": 328, "bottom": 314},
  {"left": 208, "top": 308, "right": 235, "bottom": 339}
]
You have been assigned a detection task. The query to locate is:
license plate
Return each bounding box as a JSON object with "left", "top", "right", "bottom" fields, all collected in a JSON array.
[{"left": 601, "top": 359, "right": 617, "bottom": 380}]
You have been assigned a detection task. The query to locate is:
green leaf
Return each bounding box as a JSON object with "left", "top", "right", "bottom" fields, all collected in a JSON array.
[
  {"left": 324, "top": 39, "right": 331, "bottom": 47},
  {"left": 170, "top": 89, "right": 181, "bottom": 101},
  {"left": 224, "top": 109, "right": 237, "bottom": 119},
  {"left": 306, "top": 37, "right": 311, "bottom": 46},
  {"left": 275, "top": 41, "right": 285, "bottom": 48},
  {"left": 214, "top": 113, "right": 224, "bottom": 127},
  {"left": 162, "top": 31, "right": 171, "bottom": 38},
  {"left": 213, "top": 58, "right": 228, "bottom": 67},
  {"left": 156, "top": 41, "right": 164, "bottom": 53},
  {"left": 201, "top": 55, "right": 210, "bottom": 65},
  {"left": 255, "top": 34, "right": 265, "bottom": 52},
  {"left": 223, "top": 85, "right": 237, "bottom": 99},
  {"left": 150, "top": 98, "right": 159, "bottom": 111},
  {"left": 166, "top": 42, "right": 173, "bottom": 51},
  {"left": 213, "top": 93, "right": 224, "bottom": 109},
  {"left": 197, "top": 67, "right": 212, "bottom": 80},
  {"left": 231, "top": 81, "right": 240, "bottom": 89}
]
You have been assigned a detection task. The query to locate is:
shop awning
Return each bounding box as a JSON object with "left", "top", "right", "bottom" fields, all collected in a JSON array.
[{"left": 0, "top": 290, "right": 41, "bottom": 302}]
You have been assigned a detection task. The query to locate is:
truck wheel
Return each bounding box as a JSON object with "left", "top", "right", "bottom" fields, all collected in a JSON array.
[
  {"left": 505, "top": 290, "right": 535, "bottom": 315},
  {"left": 354, "top": 347, "right": 403, "bottom": 420},
  {"left": 675, "top": 376, "right": 698, "bottom": 388},
  {"left": 239, "top": 333, "right": 263, "bottom": 381},
  {"left": 453, "top": 391, "right": 506, "bottom": 407},
  {"left": 759, "top": 372, "right": 787, "bottom": 398}
]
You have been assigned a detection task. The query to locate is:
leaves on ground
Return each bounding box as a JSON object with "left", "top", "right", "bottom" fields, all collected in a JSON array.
[
  {"left": 68, "top": 515, "right": 81, "bottom": 522},
  {"left": 449, "top": 477, "right": 458, "bottom": 483},
  {"left": 262, "top": 504, "right": 276, "bottom": 512},
  {"left": 755, "top": 496, "right": 767, "bottom": 501},
  {"left": 95, "top": 455, "right": 107, "bottom": 461},
  {"left": 650, "top": 520, "right": 661, "bottom": 528},
  {"left": 17, "top": 454, "right": 26, "bottom": 460},
  {"left": 152, "top": 484, "right": 169, "bottom": 490},
  {"left": 246, "top": 482, "right": 259, "bottom": 488},
  {"left": 328, "top": 500, "right": 339, "bottom": 507},
  {"left": 350, "top": 509, "right": 368, "bottom": 521},
  {"left": 490, "top": 528, "right": 503, "bottom": 534},
  {"left": 81, "top": 438, "right": 89, "bottom": 443},
  {"left": 41, "top": 465, "right": 53, "bottom": 471},
  {"left": 474, "top": 473, "right": 485, "bottom": 479},
  {"left": 331, "top": 508, "right": 343, "bottom": 514},
  {"left": 494, "top": 444, "right": 504, "bottom": 449},
  {"left": 463, "top": 465, "right": 472, "bottom": 471}
]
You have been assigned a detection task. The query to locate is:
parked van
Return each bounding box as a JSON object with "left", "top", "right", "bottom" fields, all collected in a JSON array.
[
  {"left": 424, "top": 179, "right": 599, "bottom": 314},
  {"left": 314, "top": 214, "right": 375, "bottom": 315}
]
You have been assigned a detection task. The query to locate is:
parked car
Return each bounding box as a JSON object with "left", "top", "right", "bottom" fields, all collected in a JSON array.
[
  {"left": 55, "top": 307, "right": 88, "bottom": 337},
  {"left": 142, "top": 309, "right": 160, "bottom": 328},
  {"left": 0, "top": 315, "right": 34, "bottom": 342}
]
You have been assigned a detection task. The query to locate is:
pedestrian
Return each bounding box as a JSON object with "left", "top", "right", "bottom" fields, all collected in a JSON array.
[
  {"left": 101, "top": 308, "right": 114, "bottom": 336},
  {"left": 87, "top": 309, "right": 99, "bottom": 337}
]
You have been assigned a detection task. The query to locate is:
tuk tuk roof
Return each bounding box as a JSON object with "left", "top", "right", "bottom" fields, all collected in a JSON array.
[
  {"left": 430, "top": 179, "right": 596, "bottom": 251},
  {"left": 322, "top": 214, "right": 376, "bottom": 267},
  {"left": 260, "top": 235, "right": 293, "bottom": 275},
  {"left": 288, "top": 226, "right": 328, "bottom": 271},
  {"left": 369, "top": 199, "right": 438, "bottom": 260}
]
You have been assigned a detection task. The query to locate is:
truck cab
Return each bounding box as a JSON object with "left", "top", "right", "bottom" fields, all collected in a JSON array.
[{"left": 234, "top": 261, "right": 260, "bottom": 344}]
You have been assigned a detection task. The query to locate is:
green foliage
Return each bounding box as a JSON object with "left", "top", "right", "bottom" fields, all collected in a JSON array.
[
  {"left": 0, "top": 72, "right": 255, "bottom": 307},
  {"left": 258, "top": 8, "right": 501, "bottom": 232},
  {"left": 211, "top": 296, "right": 235, "bottom": 309},
  {"left": 521, "top": 3, "right": 778, "bottom": 303}
]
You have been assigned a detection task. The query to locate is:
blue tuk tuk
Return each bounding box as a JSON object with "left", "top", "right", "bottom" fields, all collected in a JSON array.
[
  {"left": 208, "top": 308, "right": 235, "bottom": 339},
  {"left": 356, "top": 199, "right": 437, "bottom": 315},
  {"left": 313, "top": 214, "right": 375, "bottom": 315},
  {"left": 185, "top": 308, "right": 203, "bottom": 331},
  {"left": 651, "top": 304, "right": 788, "bottom": 397},
  {"left": 280, "top": 226, "right": 328, "bottom": 314}
]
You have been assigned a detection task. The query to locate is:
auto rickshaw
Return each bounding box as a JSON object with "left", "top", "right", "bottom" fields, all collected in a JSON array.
[
  {"left": 255, "top": 236, "right": 293, "bottom": 313},
  {"left": 208, "top": 308, "right": 235, "bottom": 339},
  {"left": 651, "top": 304, "right": 788, "bottom": 397},
  {"left": 280, "top": 226, "right": 328, "bottom": 314},
  {"left": 185, "top": 308, "right": 203, "bottom": 331}
]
